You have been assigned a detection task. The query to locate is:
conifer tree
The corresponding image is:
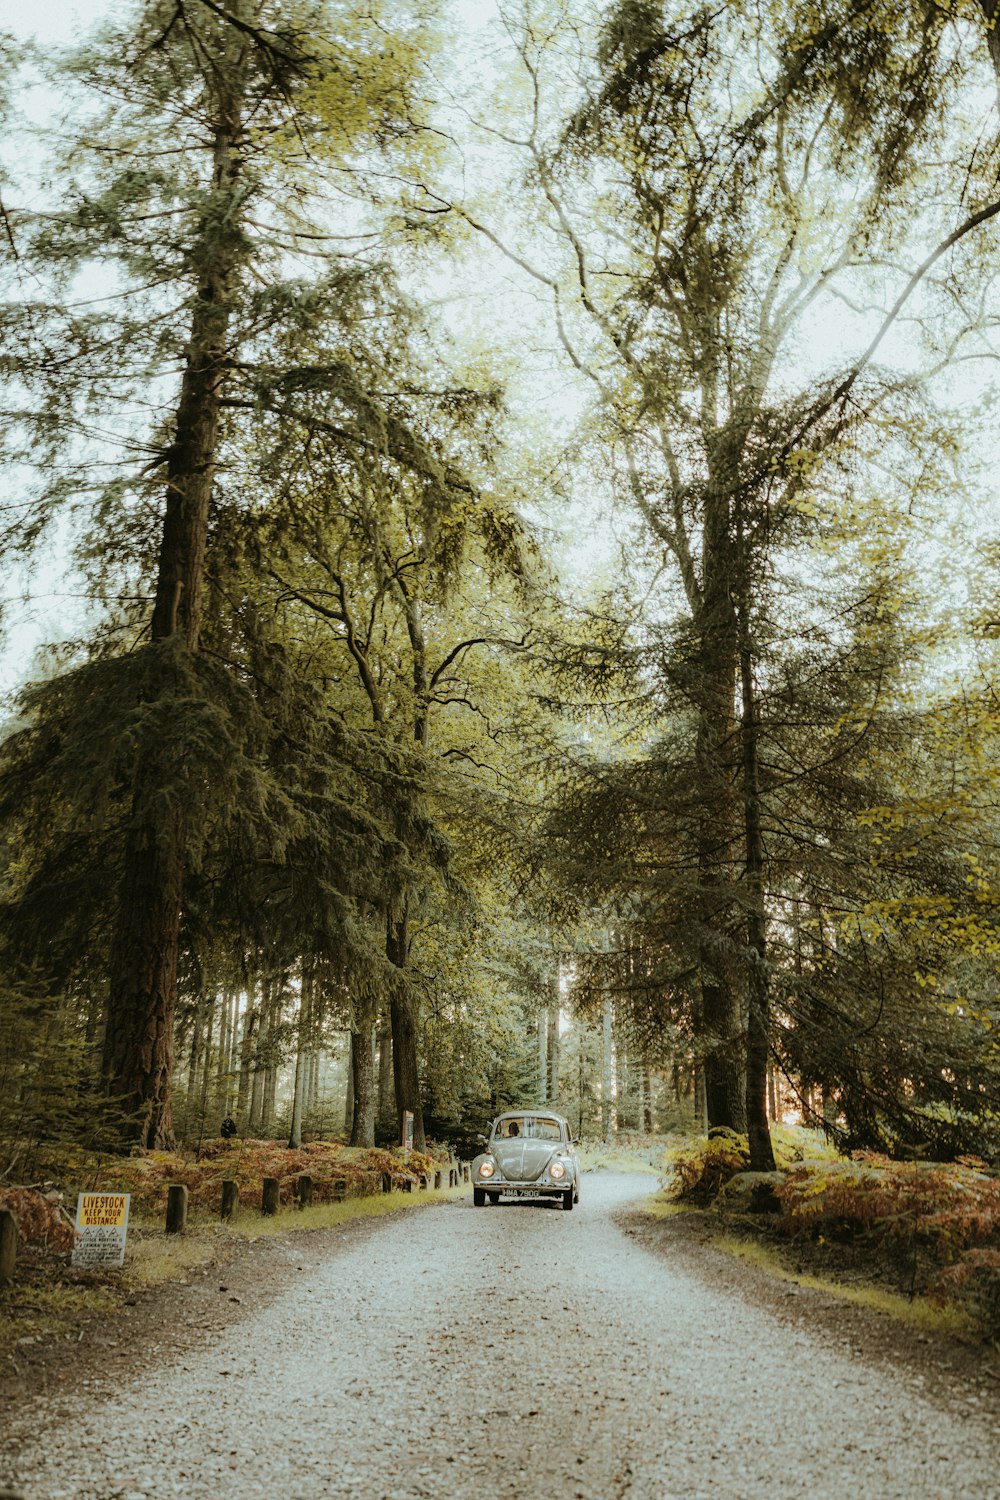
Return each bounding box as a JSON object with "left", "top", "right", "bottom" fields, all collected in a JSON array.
[{"left": 0, "top": 0, "right": 447, "bottom": 1146}]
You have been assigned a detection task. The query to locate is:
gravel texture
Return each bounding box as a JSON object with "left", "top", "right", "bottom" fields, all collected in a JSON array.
[{"left": 2, "top": 1171, "right": 998, "bottom": 1500}]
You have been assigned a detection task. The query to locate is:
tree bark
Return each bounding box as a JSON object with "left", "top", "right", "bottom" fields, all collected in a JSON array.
[
  {"left": 739, "top": 610, "right": 776, "bottom": 1172},
  {"left": 537, "top": 1009, "right": 548, "bottom": 1104},
  {"left": 343, "top": 1037, "right": 355, "bottom": 1136},
  {"left": 377, "top": 1021, "right": 394, "bottom": 1135},
  {"left": 695, "top": 486, "right": 747, "bottom": 1134},
  {"left": 349, "top": 1009, "right": 376, "bottom": 1148},
  {"left": 387, "top": 909, "right": 425, "bottom": 1150},
  {"left": 288, "top": 966, "right": 311, "bottom": 1150},
  {"left": 237, "top": 1000, "right": 256, "bottom": 1128},
  {"left": 601, "top": 993, "right": 613, "bottom": 1142},
  {"left": 546, "top": 969, "right": 561, "bottom": 1109}
]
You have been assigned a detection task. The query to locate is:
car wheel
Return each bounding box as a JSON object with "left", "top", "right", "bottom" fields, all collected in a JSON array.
[
  {"left": 473, "top": 1187, "right": 486, "bottom": 1207},
  {"left": 562, "top": 1187, "right": 574, "bottom": 1211},
  {"left": 488, "top": 1192, "right": 500, "bottom": 1205}
]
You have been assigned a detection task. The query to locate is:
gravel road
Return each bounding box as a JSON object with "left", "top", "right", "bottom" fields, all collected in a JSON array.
[{"left": 3, "top": 1172, "right": 998, "bottom": 1500}]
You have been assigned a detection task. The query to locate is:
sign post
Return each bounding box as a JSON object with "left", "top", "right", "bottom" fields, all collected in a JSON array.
[
  {"left": 402, "top": 1110, "right": 414, "bottom": 1155},
  {"left": 71, "top": 1193, "right": 130, "bottom": 1269}
]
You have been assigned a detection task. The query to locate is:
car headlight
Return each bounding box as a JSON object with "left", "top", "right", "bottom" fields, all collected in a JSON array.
[
  {"left": 550, "top": 1160, "right": 566, "bottom": 1179},
  {"left": 478, "top": 1160, "right": 496, "bottom": 1178}
]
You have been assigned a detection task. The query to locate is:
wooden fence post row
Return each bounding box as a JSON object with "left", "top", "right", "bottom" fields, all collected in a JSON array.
[
  {"left": 0, "top": 1208, "right": 17, "bottom": 1283},
  {"left": 209, "top": 1161, "right": 474, "bottom": 1226}
]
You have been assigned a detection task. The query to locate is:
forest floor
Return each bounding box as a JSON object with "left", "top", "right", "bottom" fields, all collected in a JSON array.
[{"left": 2, "top": 1172, "right": 998, "bottom": 1499}]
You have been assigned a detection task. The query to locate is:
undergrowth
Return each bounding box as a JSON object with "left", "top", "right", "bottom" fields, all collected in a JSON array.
[{"left": 656, "top": 1129, "right": 1000, "bottom": 1338}]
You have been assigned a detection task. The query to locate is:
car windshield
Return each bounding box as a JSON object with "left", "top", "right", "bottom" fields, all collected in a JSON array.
[{"left": 493, "top": 1116, "right": 563, "bottom": 1142}]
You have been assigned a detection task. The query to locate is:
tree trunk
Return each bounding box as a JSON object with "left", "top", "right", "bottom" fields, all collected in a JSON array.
[
  {"left": 102, "top": 798, "right": 184, "bottom": 1148},
  {"left": 546, "top": 971, "right": 561, "bottom": 1110},
  {"left": 695, "top": 491, "right": 747, "bottom": 1135},
  {"left": 262, "top": 1022, "right": 278, "bottom": 1136},
  {"left": 237, "top": 1000, "right": 256, "bottom": 1128},
  {"left": 577, "top": 1034, "right": 585, "bottom": 1141},
  {"left": 343, "top": 1037, "right": 355, "bottom": 1136},
  {"left": 377, "top": 1022, "right": 394, "bottom": 1135},
  {"left": 734, "top": 492, "right": 776, "bottom": 1172},
  {"left": 694, "top": 1063, "right": 708, "bottom": 1134},
  {"left": 288, "top": 1032, "right": 305, "bottom": 1150},
  {"left": 288, "top": 967, "right": 311, "bottom": 1150},
  {"left": 248, "top": 982, "right": 266, "bottom": 1138},
  {"left": 197, "top": 993, "right": 214, "bottom": 1147},
  {"left": 217, "top": 986, "right": 231, "bottom": 1113},
  {"left": 537, "top": 1009, "right": 548, "bottom": 1104},
  {"left": 186, "top": 997, "right": 203, "bottom": 1104},
  {"left": 387, "top": 910, "right": 425, "bottom": 1150},
  {"left": 101, "top": 61, "right": 247, "bottom": 1149},
  {"left": 601, "top": 993, "right": 613, "bottom": 1142},
  {"left": 349, "top": 1009, "right": 377, "bottom": 1148}
]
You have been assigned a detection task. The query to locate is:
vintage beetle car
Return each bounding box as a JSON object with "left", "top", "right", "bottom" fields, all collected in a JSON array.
[{"left": 471, "top": 1110, "right": 580, "bottom": 1210}]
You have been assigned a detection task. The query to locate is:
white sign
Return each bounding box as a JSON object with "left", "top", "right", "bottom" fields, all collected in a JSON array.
[{"left": 71, "top": 1192, "right": 130, "bottom": 1269}]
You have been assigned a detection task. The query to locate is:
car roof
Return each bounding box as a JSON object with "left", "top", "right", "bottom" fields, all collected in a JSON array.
[{"left": 492, "top": 1110, "right": 568, "bottom": 1125}]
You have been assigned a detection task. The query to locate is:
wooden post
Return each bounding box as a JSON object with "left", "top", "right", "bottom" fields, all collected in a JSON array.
[
  {"left": 382, "top": 1173, "right": 392, "bottom": 1194},
  {"left": 220, "top": 1179, "right": 240, "bottom": 1221},
  {"left": 297, "top": 1174, "right": 313, "bottom": 1209},
  {"left": 165, "top": 1184, "right": 188, "bottom": 1235},
  {"left": 0, "top": 1209, "right": 17, "bottom": 1283},
  {"left": 419, "top": 1174, "right": 428, "bottom": 1191},
  {"left": 402, "top": 1177, "right": 413, "bottom": 1193},
  {"left": 462, "top": 1164, "right": 470, "bottom": 1183},
  {"left": 332, "top": 1179, "right": 346, "bottom": 1202},
  {"left": 433, "top": 1170, "right": 442, "bottom": 1190},
  {"left": 261, "top": 1176, "right": 280, "bottom": 1216}
]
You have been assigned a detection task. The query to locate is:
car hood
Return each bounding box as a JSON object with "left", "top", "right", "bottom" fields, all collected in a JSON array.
[{"left": 491, "top": 1140, "right": 557, "bottom": 1182}]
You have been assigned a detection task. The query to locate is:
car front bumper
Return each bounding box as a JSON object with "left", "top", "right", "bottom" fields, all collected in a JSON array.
[{"left": 481, "top": 1179, "right": 573, "bottom": 1196}]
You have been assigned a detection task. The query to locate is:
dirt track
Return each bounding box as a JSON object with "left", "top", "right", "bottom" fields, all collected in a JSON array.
[{"left": 2, "top": 1172, "right": 998, "bottom": 1500}]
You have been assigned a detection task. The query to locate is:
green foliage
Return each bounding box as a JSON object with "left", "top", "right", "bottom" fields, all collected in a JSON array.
[
  {"left": 666, "top": 1131, "right": 752, "bottom": 1204},
  {"left": 0, "top": 979, "right": 112, "bottom": 1182}
]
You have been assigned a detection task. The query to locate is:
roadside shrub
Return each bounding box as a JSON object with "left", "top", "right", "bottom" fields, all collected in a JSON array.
[
  {"left": 666, "top": 1125, "right": 838, "bottom": 1204},
  {"left": 932, "top": 1249, "right": 1000, "bottom": 1337},
  {"left": 667, "top": 1131, "right": 750, "bottom": 1203},
  {"left": 776, "top": 1155, "right": 1000, "bottom": 1289},
  {"left": 0, "top": 1186, "right": 75, "bottom": 1252}
]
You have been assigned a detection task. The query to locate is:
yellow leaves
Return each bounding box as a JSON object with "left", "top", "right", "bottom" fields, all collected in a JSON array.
[{"left": 301, "top": 1, "right": 444, "bottom": 165}]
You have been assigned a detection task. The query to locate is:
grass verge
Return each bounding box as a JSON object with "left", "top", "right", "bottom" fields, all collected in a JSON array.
[
  {"left": 636, "top": 1188, "right": 976, "bottom": 1338},
  {"left": 711, "top": 1231, "right": 975, "bottom": 1337}
]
